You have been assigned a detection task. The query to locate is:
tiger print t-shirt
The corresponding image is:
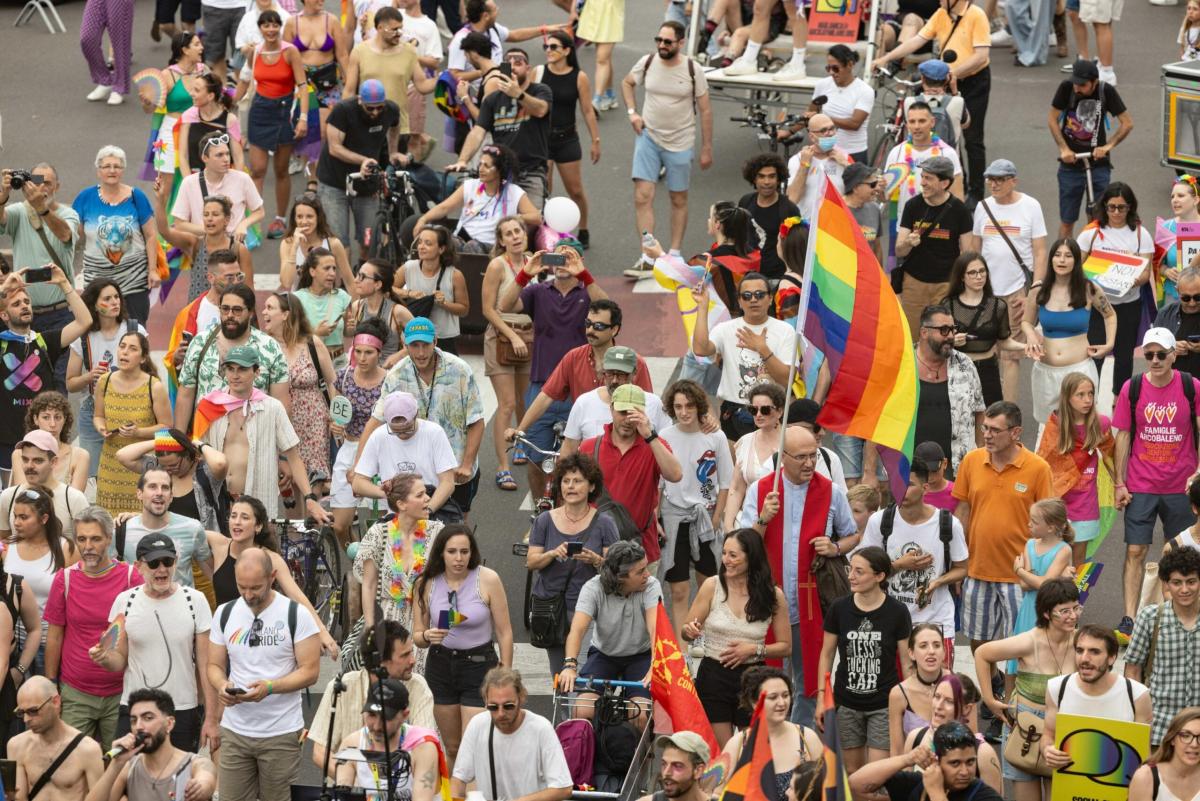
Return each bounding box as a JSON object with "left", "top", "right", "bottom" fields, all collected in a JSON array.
[{"left": 72, "top": 185, "right": 155, "bottom": 296}]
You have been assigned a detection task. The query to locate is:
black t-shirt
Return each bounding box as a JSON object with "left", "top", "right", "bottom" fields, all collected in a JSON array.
[
  {"left": 915, "top": 379, "right": 954, "bottom": 478},
  {"left": 0, "top": 328, "right": 66, "bottom": 445},
  {"left": 316, "top": 98, "right": 402, "bottom": 191},
  {"left": 823, "top": 593, "right": 912, "bottom": 710},
  {"left": 477, "top": 82, "right": 553, "bottom": 173},
  {"left": 1177, "top": 311, "right": 1200, "bottom": 376},
  {"left": 885, "top": 773, "right": 1001, "bottom": 801},
  {"left": 1051, "top": 80, "right": 1127, "bottom": 170},
  {"left": 899, "top": 195, "right": 972, "bottom": 283},
  {"left": 738, "top": 191, "right": 800, "bottom": 279},
  {"left": 898, "top": 0, "right": 940, "bottom": 18}
]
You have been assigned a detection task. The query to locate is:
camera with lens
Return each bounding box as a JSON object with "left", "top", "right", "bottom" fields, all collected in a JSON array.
[{"left": 7, "top": 170, "right": 41, "bottom": 191}]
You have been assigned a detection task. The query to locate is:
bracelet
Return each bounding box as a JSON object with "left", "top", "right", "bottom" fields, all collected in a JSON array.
[
  {"left": 14, "top": 664, "right": 26, "bottom": 676},
  {"left": 266, "top": 680, "right": 274, "bottom": 695},
  {"left": 515, "top": 269, "right": 532, "bottom": 287},
  {"left": 578, "top": 269, "right": 594, "bottom": 287},
  {"left": 38, "top": 209, "right": 49, "bottom": 217}
]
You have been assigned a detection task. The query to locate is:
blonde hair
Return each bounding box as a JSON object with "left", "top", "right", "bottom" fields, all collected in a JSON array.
[
  {"left": 1055, "top": 372, "right": 1104, "bottom": 455},
  {"left": 1031, "top": 498, "right": 1075, "bottom": 544},
  {"left": 847, "top": 484, "right": 882, "bottom": 512}
]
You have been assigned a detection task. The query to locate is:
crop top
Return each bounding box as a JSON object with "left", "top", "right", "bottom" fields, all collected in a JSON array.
[
  {"left": 1039, "top": 305, "right": 1091, "bottom": 339},
  {"left": 294, "top": 15, "right": 335, "bottom": 53},
  {"left": 947, "top": 295, "right": 1010, "bottom": 354}
]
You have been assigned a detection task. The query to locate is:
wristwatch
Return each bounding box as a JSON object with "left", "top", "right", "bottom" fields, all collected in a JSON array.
[
  {"left": 305, "top": 492, "right": 319, "bottom": 503},
  {"left": 644, "top": 430, "right": 659, "bottom": 444},
  {"left": 516, "top": 91, "right": 527, "bottom": 102},
  {"left": 627, "top": 108, "right": 636, "bottom": 116}
]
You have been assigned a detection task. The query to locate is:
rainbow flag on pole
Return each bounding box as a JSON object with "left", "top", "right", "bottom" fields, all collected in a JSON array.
[{"left": 799, "top": 178, "right": 919, "bottom": 501}]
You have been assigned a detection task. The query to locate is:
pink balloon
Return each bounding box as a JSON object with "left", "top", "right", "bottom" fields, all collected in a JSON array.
[{"left": 535, "top": 224, "right": 566, "bottom": 252}]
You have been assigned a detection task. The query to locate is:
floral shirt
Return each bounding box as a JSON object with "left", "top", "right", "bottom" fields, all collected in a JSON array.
[
  {"left": 371, "top": 349, "right": 485, "bottom": 472},
  {"left": 178, "top": 328, "right": 289, "bottom": 398},
  {"left": 946, "top": 349, "right": 985, "bottom": 472}
]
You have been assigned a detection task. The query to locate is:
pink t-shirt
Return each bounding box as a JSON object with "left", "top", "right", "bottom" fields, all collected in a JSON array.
[
  {"left": 171, "top": 169, "right": 263, "bottom": 233},
  {"left": 43, "top": 563, "right": 144, "bottom": 696},
  {"left": 1111, "top": 372, "right": 1200, "bottom": 495},
  {"left": 1061, "top": 416, "right": 1110, "bottom": 522},
  {"left": 924, "top": 482, "right": 957, "bottom": 511}
]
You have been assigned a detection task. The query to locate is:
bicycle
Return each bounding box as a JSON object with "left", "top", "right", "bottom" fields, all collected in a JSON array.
[
  {"left": 271, "top": 517, "right": 346, "bottom": 642},
  {"left": 348, "top": 162, "right": 430, "bottom": 266},
  {"left": 508, "top": 423, "right": 565, "bottom": 630},
  {"left": 868, "top": 66, "right": 924, "bottom": 170},
  {"left": 729, "top": 107, "right": 809, "bottom": 156}
]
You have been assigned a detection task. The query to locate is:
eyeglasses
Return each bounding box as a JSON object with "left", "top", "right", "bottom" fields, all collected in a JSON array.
[
  {"left": 202, "top": 134, "right": 231, "bottom": 155},
  {"left": 1176, "top": 731, "right": 1200, "bottom": 745},
  {"left": 811, "top": 126, "right": 837, "bottom": 136},
  {"left": 981, "top": 424, "right": 1014, "bottom": 435},
  {"left": 145, "top": 557, "right": 176, "bottom": 570},
  {"left": 485, "top": 702, "right": 518, "bottom": 712},
  {"left": 922, "top": 324, "right": 957, "bottom": 336},
  {"left": 748, "top": 405, "right": 776, "bottom": 416},
  {"left": 219, "top": 305, "right": 248, "bottom": 315},
  {"left": 248, "top": 617, "right": 264, "bottom": 647},
  {"left": 14, "top": 696, "right": 54, "bottom": 718},
  {"left": 965, "top": 269, "right": 987, "bottom": 277},
  {"left": 739, "top": 290, "right": 769, "bottom": 301},
  {"left": 585, "top": 321, "right": 614, "bottom": 331},
  {"left": 1051, "top": 605, "right": 1083, "bottom": 618},
  {"left": 1145, "top": 350, "right": 1171, "bottom": 361},
  {"left": 506, "top": 56, "right": 528, "bottom": 65},
  {"left": 543, "top": 43, "right": 563, "bottom": 50},
  {"left": 1182, "top": 294, "right": 1200, "bottom": 303},
  {"left": 653, "top": 36, "right": 678, "bottom": 44},
  {"left": 783, "top": 451, "right": 818, "bottom": 463},
  {"left": 356, "top": 271, "right": 381, "bottom": 282},
  {"left": 985, "top": 175, "right": 1015, "bottom": 183},
  {"left": 1106, "top": 203, "right": 1129, "bottom": 212}
]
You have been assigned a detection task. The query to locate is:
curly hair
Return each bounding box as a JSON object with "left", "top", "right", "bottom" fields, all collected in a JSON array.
[
  {"left": 663, "top": 379, "right": 710, "bottom": 421},
  {"left": 741, "top": 153, "right": 789, "bottom": 188},
  {"left": 25, "top": 391, "right": 75, "bottom": 443},
  {"left": 738, "top": 665, "right": 791, "bottom": 712},
  {"left": 230, "top": 496, "right": 280, "bottom": 553},
  {"left": 598, "top": 540, "right": 646, "bottom": 594},
  {"left": 551, "top": 453, "right": 604, "bottom": 505}
]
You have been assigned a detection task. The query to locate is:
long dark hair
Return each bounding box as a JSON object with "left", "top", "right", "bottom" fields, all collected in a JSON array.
[
  {"left": 169, "top": 31, "right": 200, "bottom": 65},
  {"left": 358, "top": 259, "right": 400, "bottom": 303},
  {"left": 119, "top": 331, "right": 157, "bottom": 377},
  {"left": 543, "top": 29, "right": 579, "bottom": 70},
  {"left": 1094, "top": 181, "right": 1141, "bottom": 230},
  {"left": 230, "top": 496, "right": 280, "bottom": 553},
  {"left": 81, "top": 278, "right": 128, "bottom": 332},
  {"left": 712, "top": 201, "right": 754, "bottom": 258},
  {"left": 944, "top": 251, "right": 994, "bottom": 301},
  {"left": 285, "top": 194, "right": 336, "bottom": 242},
  {"left": 719, "top": 529, "right": 777, "bottom": 623},
  {"left": 1036, "top": 238, "right": 1089, "bottom": 309},
  {"left": 414, "top": 524, "right": 480, "bottom": 612},
  {"left": 10, "top": 485, "right": 66, "bottom": 570},
  {"left": 297, "top": 247, "right": 335, "bottom": 291}
]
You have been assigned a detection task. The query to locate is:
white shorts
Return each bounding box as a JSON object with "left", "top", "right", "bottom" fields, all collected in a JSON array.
[
  {"left": 1031, "top": 357, "right": 1097, "bottom": 424},
  {"left": 330, "top": 439, "right": 370, "bottom": 509},
  {"left": 1079, "top": 0, "right": 1121, "bottom": 24}
]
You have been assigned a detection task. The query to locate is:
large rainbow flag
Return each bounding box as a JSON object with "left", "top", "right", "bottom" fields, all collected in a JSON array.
[{"left": 799, "top": 178, "right": 919, "bottom": 501}]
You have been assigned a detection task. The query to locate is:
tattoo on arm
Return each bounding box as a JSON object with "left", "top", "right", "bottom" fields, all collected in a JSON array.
[
  {"left": 1092, "top": 286, "right": 1113, "bottom": 315},
  {"left": 421, "top": 770, "right": 435, "bottom": 789}
]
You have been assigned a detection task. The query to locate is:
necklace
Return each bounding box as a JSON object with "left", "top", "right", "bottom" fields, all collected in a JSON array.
[
  {"left": 898, "top": 135, "right": 943, "bottom": 200},
  {"left": 915, "top": 668, "right": 944, "bottom": 687},
  {"left": 916, "top": 353, "right": 944, "bottom": 381},
  {"left": 562, "top": 506, "right": 591, "bottom": 524},
  {"left": 1045, "top": 630, "right": 1071, "bottom": 675},
  {"left": 388, "top": 518, "right": 430, "bottom": 608}
]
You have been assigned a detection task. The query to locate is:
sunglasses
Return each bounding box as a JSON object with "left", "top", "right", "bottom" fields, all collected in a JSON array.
[
  {"left": 543, "top": 42, "right": 564, "bottom": 51},
  {"left": 654, "top": 36, "right": 678, "bottom": 44},
  {"left": 14, "top": 696, "right": 54, "bottom": 718},
  {"left": 355, "top": 271, "right": 381, "bottom": 282},
  {"left": 748, "top": 405, "right": 776, "bottom": 416},
  {"left": 585, "top": 321, "right": 614, "bottom": 331},
  {"left": 248, "top": 617, "right": 264, "bottom": 647},
  {"left": 1181, "top": 294, "right": 1200, "bottom": 303},
  {"left": 486, "top": 702, "right": 518, "bottom": 712},
  {"left": 202, "top": 133, "right": 231, "bottom": 154},
  {"left": 145, "top": 557, "right": 176, "bottom": 570},
  {"left": 739, "top": 290, "right": 769, "bottom": 301},
  {"left": 18, "top": 489, "right": 41, "bottom": 502},
  {"left": 922, "top": 324, "right": 957, "bottom": 336},
  {"left": 1145, "top": 350, "right": 1171, "bottom": 361}
]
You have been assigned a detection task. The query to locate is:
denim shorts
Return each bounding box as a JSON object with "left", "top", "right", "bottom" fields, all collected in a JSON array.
[
  {"left": 829, "top": 432, "right": 887, "bottom": 481},
  {"left": 631, "top": 133, "right": 694, "bottom": 193},
  {"left": 1124, "top": 492, "right": 1195, "bottom": 546},
  {"left": 425, "top": 643, "right": 498, "bottom": 706},
  {"left": 1001, "top": 701, "right": 1045, "bottom": 781},
  {"left": 248, "top": 94, "right": 296, "bottom": 151},
  {"left": 1056, "top": 162, "right": 1111, "bottom": 223},
  {"left": 1066, "top": 0, "right": 1080, "bottom": 10},
  {"left": 523, "top": 382, "right": 571, "bottom": 455}
]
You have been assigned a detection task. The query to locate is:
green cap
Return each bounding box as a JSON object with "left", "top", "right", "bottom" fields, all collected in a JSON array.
[
  {"left": 611, "top": 383, "right": 646, "bottom": 412},
  {"left": 222, "top": 345, "right": 260, "bottom": 368},
  {"left": 602, "top": 346, "right": 637, "bottom": 374}
]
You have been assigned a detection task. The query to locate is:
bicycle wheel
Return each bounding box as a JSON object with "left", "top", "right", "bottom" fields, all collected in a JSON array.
[
  {"left": 309, "top": 528, "right": 344, "bottom": 630},
  {"left": 870, "top": 130, "right": 895, "bottom": 171}
]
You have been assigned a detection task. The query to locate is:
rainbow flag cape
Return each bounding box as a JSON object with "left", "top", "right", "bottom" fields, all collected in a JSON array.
[
  {"left": 193, "top": 389, "right": 267, "bottom": 441},
  {"left": 1089, "top": 461, "right": 1117, "bottom": 558},
  {"left": 799, "top": 178, "right": 919, "bottom": 501},
  {"left": 652, "top": 253, "right": 731, "bottom": 351},
  {"left": 1074, "top": 561, "right": 1104, "bottom": 605}
]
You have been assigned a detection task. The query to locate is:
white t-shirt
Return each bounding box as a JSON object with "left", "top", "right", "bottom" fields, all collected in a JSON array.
[
  {"left": 1048, "top": 673, "right": 1148, "bottom": 721},
  {"left": 883, "top": 142, "right": 964, "bottom": 224},
  {"left": 69, "top": 323, "right": 151, "bottom": 371},
  {"left": 0, "top": 483, "right": 89, "bottom": 538},
  {"left": 446, "top": 23, "right": 509, "bottom": 72},
  {"left": 660, "top": 425, "right": 734, "bottom": 509},
  {"left": 455, "top": 179, "right": 527, "bottom": 246},
  {"left": 209, "top": 592, "right": 320, "bottom": 737},
  {"left": 810, "top": 76, "right": 875, "bottom": 154},
  {"left": 787, "top": 151, "right": 847, "bottom": 222},
  {"left": 708, "top": 316, "right": 798, "bottom": 404},
  {"left": 195, "top": 296, "right": 220, "bottom": 335},
  {"left": 401, "top": 10, "right": 443, "bottom": 61},
  {"left": 235, "top": 4, "right": 291, "bottom": 50},
  {"left": 453, "top": 710, "right": 572, "bottom": 799},
  {"left": 563, "top": 388, "right": 672, "bottom": 443},
  {"left": 971, "top": 194, "right": 1048, "bottom": 296},
  {"left": 110, "top": 585, "right": 212, "bottom": 707},
  {"left": 354, "top": 419, "right": 458, "bottom": 486},
  {"left": 1076, "top": 224, "right": 1154, "bottom": 305},
  {"left": 857, "top": 506, "right": 968, "bottom": 637}
]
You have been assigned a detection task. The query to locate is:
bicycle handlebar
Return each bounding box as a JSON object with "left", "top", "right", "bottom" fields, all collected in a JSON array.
[
  {"left": 507, "top": 433, "right": 559, "bottom": 459},
  {"left": 873, "top": 68, "right": 923, "bottom": 89},
  {"left": 270, "top": 517, "right": 321, "bottom": 534},
  {"left": 572, "top": 677, "right": 646, "bottom": 689}
]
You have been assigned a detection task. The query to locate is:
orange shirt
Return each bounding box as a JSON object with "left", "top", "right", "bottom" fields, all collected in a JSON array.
[
  {"left": 952, "top": 446, "right": 1054, "bottom": 582},
  {"left": 919, "top": 5, "right": 991, "bottom": 76}
]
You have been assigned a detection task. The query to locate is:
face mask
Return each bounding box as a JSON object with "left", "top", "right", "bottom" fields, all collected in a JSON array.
[{"left": 818, "top": 135, "right": 838, "bottom": 152}]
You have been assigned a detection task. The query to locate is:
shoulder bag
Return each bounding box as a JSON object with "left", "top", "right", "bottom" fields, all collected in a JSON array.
[{"left": 980, "top": 199, "right": 1033, "bottom": 287}]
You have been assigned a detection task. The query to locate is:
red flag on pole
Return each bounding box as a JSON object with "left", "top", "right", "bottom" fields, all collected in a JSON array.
[
  {"left": 649, "top": 602, "right": 719, "bottom": 759},
  {"left": 719, "top": 692, "right": 777, "bottom": 801}
]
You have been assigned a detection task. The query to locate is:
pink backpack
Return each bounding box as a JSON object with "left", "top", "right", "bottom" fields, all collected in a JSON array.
[{"left": 555, "top": 718, "right": 595, "bottom": 788}]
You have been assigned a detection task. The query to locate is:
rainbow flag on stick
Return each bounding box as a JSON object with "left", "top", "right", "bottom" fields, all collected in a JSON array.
[{"left": 799, "top": 178, "right": 919, "bottom": 501}]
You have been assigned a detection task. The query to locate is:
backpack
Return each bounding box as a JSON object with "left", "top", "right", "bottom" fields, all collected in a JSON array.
[
  {"left": 906, "top": 94, "right": 962, "bottom": 150},
  {"left": 555, "top": 719, "right": 595, "bottom": 788},
  {"left": 218, "top": 595, "right": 299, "bottom": 643},
  {"left": 593, "top": 721, "right": 639, "bottom": 794},
  {"left": 2, "top": 572, "right": 22, "bottom": 651},
  {"left": 880, "top": 506, "right": 955, "bottom": 586},
  {"left": 82, "top": 319, "right": 140, "bottom": 371},
  {"left": 640, "top": 52, "right": 697, "bottom": 113},
  {"left": 1127, "top": 371, "right": 1198, "bottom": 452},
  {"left": 591, "top": 437, "right": 653, "bottom": 542},
  {"left": 1055, "top": 672, "right": 1135, "bottom": 714}
]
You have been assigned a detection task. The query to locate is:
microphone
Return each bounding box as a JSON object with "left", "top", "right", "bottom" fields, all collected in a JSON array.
[
  {"left": 942, "top": 50, "right": 959, "bottom": 63},
  {"left": 105, "top": 731, "right": 148, "bottom": 761},
  {"left": 812, "top": 95, "right": 829, "bottom": 106}
]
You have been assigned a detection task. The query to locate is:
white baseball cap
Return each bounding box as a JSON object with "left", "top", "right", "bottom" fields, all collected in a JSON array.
[{"left": 1142, "top": 327, "right": 1177, "bottom": 352}]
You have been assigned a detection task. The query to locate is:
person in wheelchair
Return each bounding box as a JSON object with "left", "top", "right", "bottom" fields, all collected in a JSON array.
[{"left": 557, "top": 541, "right": 660, "bottom": 723}]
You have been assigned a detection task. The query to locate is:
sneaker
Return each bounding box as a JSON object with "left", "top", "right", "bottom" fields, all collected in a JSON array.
[
  {"left": 592, "top": 94, "right": 605, "bottom": 112},
  {"left": 1098, "top": 67, "right": 1117, "bottom": 86},
  {"left": 624, "top": 258, "right": 655, "bottom": 279},
  {"left": 602, "top": 95, "right": 620, "bottom": 111},
  {"left": 1115, "top": 615, "right": 1134, "bottom": 646},
  {"left": 990, "top": 28, "right": 1013, "bottom": 47},
  {"left": 267, "top": 217, "right": 287, "bottom": 239},
  {"left": 1060, "top": 61, "right": 1078, "bottom": 72},
  {"left": 288, "top": 155, "right": 305, "bottom": 175},
  {"left": 106, "top": 92, "right": 124, "bottom": 106},
  {"left": 773, "top": 59, "right": 807, "bottom": 81},
  {"left": 86, "top": 85, "right": 112, "bottom": 101},
  {"left": 723, "top": 56, "right": 759, "bottom": 76},
  {"left": 1150, "top": 0, "right": 1180, "bottom": 6}
]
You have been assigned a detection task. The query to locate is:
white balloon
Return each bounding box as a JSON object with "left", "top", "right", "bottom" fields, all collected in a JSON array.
[{"left": 543, "top": 196, "right": 581, "bottom": 234}]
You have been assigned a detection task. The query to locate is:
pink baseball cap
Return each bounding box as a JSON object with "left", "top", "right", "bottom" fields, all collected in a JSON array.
[{"left": 17, "top": 430, "right": 59, "bottom": 455}]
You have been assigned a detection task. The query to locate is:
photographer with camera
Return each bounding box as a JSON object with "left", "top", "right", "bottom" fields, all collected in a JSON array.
[{"left": 1, "top": 165, "right": 82, "bottom": 392}]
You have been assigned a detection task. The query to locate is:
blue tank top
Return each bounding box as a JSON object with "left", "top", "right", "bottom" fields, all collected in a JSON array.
[
  {"left": 430, "top": 569, "right": 493, "bottom": 649},
  {"left": 1039, "top": 305, "right": 1091, "bottom": 338}
]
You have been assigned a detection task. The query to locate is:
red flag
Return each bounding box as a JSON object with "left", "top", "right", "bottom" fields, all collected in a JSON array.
[
  {"left": 819, "top": 676, "right": 852, "bottom": 801},
  {"left": 719, "top": 692, "right": 777, "bottom": 801},
  {"left": 649, "top": 602, "right": 719, "bottom": 759}
]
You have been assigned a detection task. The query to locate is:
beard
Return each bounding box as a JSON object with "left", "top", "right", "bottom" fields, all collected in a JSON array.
[{"left": 222, "top": 317, "right": 250, "bottom": 339}]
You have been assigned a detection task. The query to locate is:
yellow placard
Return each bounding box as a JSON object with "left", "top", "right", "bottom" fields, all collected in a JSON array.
[{"left": 1050, "top": 714, "right": 1151, "bottom": 801}]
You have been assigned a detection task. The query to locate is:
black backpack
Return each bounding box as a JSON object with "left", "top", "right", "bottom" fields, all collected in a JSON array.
[
  {"left": 592, "top": 437, "right": 653, "bottom": 542},
  {"left": 880, "top": 506, "right": 955, "bottom": 579},
  {"left": 1126, "top": 371, "right": 1198, "bottom": 451}
]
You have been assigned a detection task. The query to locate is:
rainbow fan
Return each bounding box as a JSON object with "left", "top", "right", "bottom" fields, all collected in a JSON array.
[{"left": 133, "top": 69, "right": 166, "bottom": 107}]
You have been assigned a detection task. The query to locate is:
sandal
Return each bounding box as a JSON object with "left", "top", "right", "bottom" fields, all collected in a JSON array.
[
  {"left": 512, "top": 444, "right": 529, "bottom": 465},
  {"left": 495, "top": 470, "right": 518, "bottom": 491}
]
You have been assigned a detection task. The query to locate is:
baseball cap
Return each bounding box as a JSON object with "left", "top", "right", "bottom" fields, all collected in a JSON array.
[
  {"left": 655, "top": 732, "right": 712, "bottom": 765},
  {"left": 921, "top": 156, "right": 955, "bottom": 182},
  {"left": 913, "top": 441, "right": 947, "bottom": 471},
  {"left": 136, "top": 533, "right": 177, "bottom": 563},
  {"left": 983, "top": 159, "right": 1018, "bottom": 178},
  {"left": 917, "top": 59, "right": 950, "bottom": 82},
  {"left": 16, "top": 429, "right": 59, "bottom": 455},
  {"left": 611, "top": 384, "right": 646, "bottom": 412},
  {"left": 222, "top": 345, "right": 259, "bottom": 368},
  {"left": 382, "top": 391, "right": 419, "bottom": 422},
  {"left": 603, "top": 346, "right": 637, "bottom": 374},
  {"left": 841, "top": 162, "right": 877, "bottom": 193},
  {"left": 786, "top": 398, "right": 822, "bottom": 430},
  {"left": 1071, "top": 59, "right": 1099, "bottom": 84},
  {"left": 360, "top": 79, "right": 387, "bottom": 104},
  {"left": 1142, "top": 327, "right": 1177, "bottom": 352},
  {"left": 363, "top": 679, "right": 409, "bottom": 717},
  {"left": 404, "top": 317, "right": 437, "bottom": 344}
]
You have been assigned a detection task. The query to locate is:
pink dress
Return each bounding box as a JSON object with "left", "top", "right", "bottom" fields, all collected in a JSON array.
[{"left": 289, "top": 344, "right": 331, "bottom": 475}]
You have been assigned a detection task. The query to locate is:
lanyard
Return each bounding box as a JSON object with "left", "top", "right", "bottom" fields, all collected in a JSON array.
[{"left": 410, "top": 353, "right": 439, "bottom": 417}]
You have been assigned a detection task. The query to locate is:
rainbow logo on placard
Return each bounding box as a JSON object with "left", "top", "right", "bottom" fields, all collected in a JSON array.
[{"left": 1059, "top": 729, "right": 1142, "bottom": 788}]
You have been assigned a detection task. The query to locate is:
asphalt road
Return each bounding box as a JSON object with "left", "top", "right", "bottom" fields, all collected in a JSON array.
[{"left": 0, "top": 0, "right": 1192, "bottom": 773}]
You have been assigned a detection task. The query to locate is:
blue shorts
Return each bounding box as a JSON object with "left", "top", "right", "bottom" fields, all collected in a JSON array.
[
  {"left": 1066, "top": 0, "right": 1079, "bottom": 11},
  {"left": 1072, "top": 518, "right": 1100, "bottom": 543},
  {"left": 829, "top": 432, "right": 887, "bottom": 481},
  {"left": 1124, "top": 492, "right": 1195, "bottom": 546},
  {"left": 523, "top": 381, "right": 571, "bottom": 455},
  {"left": 632, "top": 133, "right": 694, "bottom": 193},
  {"left": 579, "top": 647, "right": 652, "bottom": 698},
  {"left": 1056, "top": 162, "right": 1111, "bottom": 223}
]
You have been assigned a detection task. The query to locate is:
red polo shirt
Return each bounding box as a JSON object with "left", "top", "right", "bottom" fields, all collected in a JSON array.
[
  {"left": 540, "top": 344, "right": 654, "bottom": 403},
  {"left": 580, "top": 424, "right": 670, "bottom": 562}
]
